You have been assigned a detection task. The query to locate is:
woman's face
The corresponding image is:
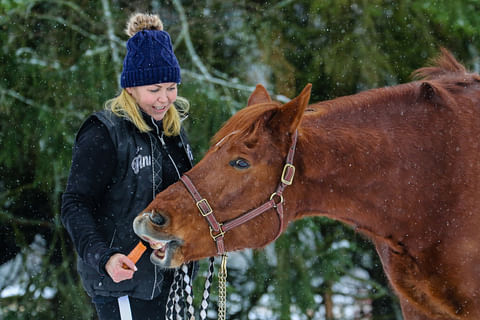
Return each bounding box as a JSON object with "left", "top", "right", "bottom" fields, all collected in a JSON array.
[{"left": 126, "top": 82, "right": 178, "bottom": 121}]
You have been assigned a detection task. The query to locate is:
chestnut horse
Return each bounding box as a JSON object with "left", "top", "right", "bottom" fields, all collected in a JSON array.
[{"left": 134, "top": 49, "right": 480, "bottom": 319}]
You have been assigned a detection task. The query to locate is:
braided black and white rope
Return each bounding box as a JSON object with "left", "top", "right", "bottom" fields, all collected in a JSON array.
[
  {"left": 199, "top": 257, "right": 215, "bottom": 320},
  {"left": 166, "top": 268, "right": 182, "bottom": 319},
  {"left": 166, "top": 257, "right": 215, "bottom": 320},
  {"left": 181, "top": 264, "right": 195, "bottom": 320}
]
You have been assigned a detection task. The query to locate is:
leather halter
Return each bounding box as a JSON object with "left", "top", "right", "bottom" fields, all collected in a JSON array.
[{"left": 180, "top": 130, "right": 298, "bottom": 255}]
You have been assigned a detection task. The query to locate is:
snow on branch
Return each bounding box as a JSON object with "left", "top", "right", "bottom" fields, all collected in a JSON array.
[{"left": 101, "top": 0, "right": 121, "bottom": 69}]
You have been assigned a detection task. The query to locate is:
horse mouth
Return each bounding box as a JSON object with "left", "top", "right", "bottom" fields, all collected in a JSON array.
[
  {"left": 144, "top": 237, "right": 182, "bottom": 267},
  {"left": 150, "top": 239, "right": 169, "bottom": 259},
  {"left": 133, "top": 213, "right": 184, "bottom": 267}
]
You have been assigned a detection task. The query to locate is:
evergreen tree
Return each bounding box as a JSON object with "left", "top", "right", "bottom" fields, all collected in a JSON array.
[{"left": 1, "top": 1, "right": 480, "bottom": 319}]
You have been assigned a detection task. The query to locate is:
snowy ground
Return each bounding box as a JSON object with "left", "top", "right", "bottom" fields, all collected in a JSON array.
[{"left": 0, "top": 234, "right": 56, "bottom": 300}]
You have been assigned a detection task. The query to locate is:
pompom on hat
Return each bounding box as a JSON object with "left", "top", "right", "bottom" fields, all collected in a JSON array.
[{"left": 120, "top": 13, "right": 181, "bottom": 88}]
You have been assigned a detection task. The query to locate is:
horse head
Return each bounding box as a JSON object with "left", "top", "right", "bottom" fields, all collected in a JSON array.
[{"left": 134, "top": 84, "right": 312, "bottom": 268}]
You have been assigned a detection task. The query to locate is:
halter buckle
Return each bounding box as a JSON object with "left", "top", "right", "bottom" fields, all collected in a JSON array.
[
  {"left": 210, "top": 224, "right": 225, "bottom": 240},
  {"left": 196, "top": 198, "right": 213, "bottom": 216},
  {"left": 281, "top": 164, "right": 295, "bottom": 185}
]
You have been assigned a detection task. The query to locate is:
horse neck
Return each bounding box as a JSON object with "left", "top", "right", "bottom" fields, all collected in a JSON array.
[{"left": 290, "top": 93, "right": 449, "bottom": 244}]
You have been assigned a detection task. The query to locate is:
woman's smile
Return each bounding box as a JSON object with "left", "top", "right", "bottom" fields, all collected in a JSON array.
[{"left": 126, "top": 83, "right": 178, "bottom": 121}]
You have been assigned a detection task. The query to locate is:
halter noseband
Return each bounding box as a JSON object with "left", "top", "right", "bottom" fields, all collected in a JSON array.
[{"left": 180, "top": 130, "right": 298, "bottom": 255}]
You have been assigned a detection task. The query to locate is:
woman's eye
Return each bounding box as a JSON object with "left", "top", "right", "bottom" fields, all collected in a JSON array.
[
  {"left": 149, "top": 89, "right": 159, "bottom": 93},
  {"left": 229, "top": 158, "right": 250, "bottom": 169}
]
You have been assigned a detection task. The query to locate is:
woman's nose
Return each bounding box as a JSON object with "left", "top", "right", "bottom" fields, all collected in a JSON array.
[{"left": 157, "top": 92, "right": 168, "bottom": 103}]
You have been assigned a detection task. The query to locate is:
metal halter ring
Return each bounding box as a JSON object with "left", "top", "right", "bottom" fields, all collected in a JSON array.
[
  {"left": 269, "top": 192, "right": 284, "bottom": 208},
  {"left": 210, "top": 224, "right": 225, "bottom": 240}
]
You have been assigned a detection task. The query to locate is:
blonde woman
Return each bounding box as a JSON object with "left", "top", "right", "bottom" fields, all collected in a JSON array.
[{"left": 62, "top": 13, "right": 195, "bottom": 319}]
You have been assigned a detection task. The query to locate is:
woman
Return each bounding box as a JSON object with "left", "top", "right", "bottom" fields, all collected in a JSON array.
[{"left": 61, "top": 13, "right": 195, "bottom": 319}]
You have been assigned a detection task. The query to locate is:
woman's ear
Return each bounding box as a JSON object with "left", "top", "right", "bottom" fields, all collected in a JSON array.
[{"left": 126, "top": 88, "right": 133, "bottom": 95}]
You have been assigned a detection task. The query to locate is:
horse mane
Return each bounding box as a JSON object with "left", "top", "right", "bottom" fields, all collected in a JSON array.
[
  {"left": 320, "top": 48, "right": 479, "bottom": 117},
  {"left": 212, "top": 49, "right": 478, "bottom": 148},
  {"left": 412, "top": 48, "right": 467, "bottom": 80},
  {"left": 211, "top": 102, "right": 281, "bottom": 147}
]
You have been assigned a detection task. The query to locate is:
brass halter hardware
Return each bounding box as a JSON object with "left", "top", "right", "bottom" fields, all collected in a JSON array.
[
  {"left": 269, "top": 192, "right": 284, "bottom": 208},
  {"left": 180, "top": 130, "right": 299, "bottom": 255},
  {"left": 209, "top": 224, "right": 225, "bottom": 240},
  {"left": 196, "top": 198, "right": 213, "bottom": 216},
  {"left": 281, "top": 163, "right": 295, "bottom": 185}
]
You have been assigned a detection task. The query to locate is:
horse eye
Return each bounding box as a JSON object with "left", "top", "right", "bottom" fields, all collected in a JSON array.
[{"left": 229, "top": 158, "right": 250, "bottom": 169}]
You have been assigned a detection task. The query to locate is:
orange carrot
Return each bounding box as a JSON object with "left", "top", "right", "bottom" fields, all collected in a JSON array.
[
  {"left": 127, "top": 241, "right": 147, "bottom": 263},
  {"left": 122, "top": 241, "right": 147, "bottom": 269}
]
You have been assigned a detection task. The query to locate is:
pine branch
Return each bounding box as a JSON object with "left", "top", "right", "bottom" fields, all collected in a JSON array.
[
  {"left": 172, "top": 0, "right": 210, "bottom": 77},
  {"left": 343, "top": 271, "right": 389, "bottom": 299},
  {"left": 181, "top": 69, "right": 289, "bottom": 103},
  {"left": 172, "top": 0, "right": 289, "bottom": 102},
  {"left": 0, "top": 86, "right": 51, "bottom": 112},
  {"left": 42, "top": 0, "right": 93, "bottom": 22},
  {"left": 0, "top": 210, "right": 55, "bottom": 229},
  {"left": 34, "top": 13, "right": 100, "bottom": 41},
  {"left": 101, "top": 0, "right": 122, "bottom": 71}
]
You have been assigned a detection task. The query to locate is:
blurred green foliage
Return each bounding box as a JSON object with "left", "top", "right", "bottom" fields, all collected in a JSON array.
[{"left": 1, "top": 0, "right": 480, "bottom": 319}]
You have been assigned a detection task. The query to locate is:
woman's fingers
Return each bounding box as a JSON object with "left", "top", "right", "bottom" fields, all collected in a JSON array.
[{"left": 106, "top": 253, "right": 137, "bottom": 283}]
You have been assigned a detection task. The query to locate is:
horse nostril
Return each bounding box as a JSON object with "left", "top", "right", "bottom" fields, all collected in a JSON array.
[{"left": 149, "top": 212, "right": 166, "bottom": 226}]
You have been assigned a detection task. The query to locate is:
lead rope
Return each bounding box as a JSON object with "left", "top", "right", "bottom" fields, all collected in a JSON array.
[
  {"left": 166, "top": 257, "right": 218, "bottom": 320},
  {"left": 166, "top": 269, "right": 181, "bottom": 319},
  {"left": 217, "top": 255, "right": 228, "bottom": 320},
  {"left": 199, "top": 257, "right": 215, "bottom": 319},
  {"left": 181, "top": 264, "right": 195, "bottom": 320}
]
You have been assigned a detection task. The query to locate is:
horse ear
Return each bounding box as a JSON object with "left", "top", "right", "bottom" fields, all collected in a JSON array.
[
  {"left": 419, "top": 81, "right": 449, "bottom": 108},
  {"left": 247, "top": 84, "right": 272, "bottom": 106},
  {"left": 420, "top": 82, "right": 437, "bottom": 101},
  {"left": 269, "top": 84, "right": 312, "bottom": 137}
]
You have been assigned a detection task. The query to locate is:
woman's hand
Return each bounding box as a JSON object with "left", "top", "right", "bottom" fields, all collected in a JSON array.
[{"left": 105, "top": 253, "right": 137, "bottom": 283}]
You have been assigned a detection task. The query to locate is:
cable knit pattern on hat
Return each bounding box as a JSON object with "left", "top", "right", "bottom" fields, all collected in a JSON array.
[{"left": 121, "top": 21, "right": 181, "bottom": 88}]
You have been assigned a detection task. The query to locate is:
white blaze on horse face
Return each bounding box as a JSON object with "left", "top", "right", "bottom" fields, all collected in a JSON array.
[{"left": 215, "top": 130, "right": 240, "bottom": 148}]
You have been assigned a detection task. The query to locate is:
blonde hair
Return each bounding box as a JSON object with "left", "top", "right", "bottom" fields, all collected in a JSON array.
[
  {"left": 107, "top": 13, "right": 189, "bottom": 136},
  {"left": 105, "top": 90, "right": 189, "bottom": 136}
]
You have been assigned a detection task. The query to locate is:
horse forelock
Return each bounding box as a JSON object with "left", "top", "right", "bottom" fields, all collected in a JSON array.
[{"left": 211, "top": 102, "right": 280, "bottom": 147}]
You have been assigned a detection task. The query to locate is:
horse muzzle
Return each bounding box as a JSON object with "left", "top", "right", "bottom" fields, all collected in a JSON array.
[{"left": 133, "top": 211, "right": 184, "bottom": 268}]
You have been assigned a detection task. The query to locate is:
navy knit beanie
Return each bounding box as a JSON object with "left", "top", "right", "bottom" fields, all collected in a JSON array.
[{"left": 120, "top": 29, "right": 181, "bottom": 88}]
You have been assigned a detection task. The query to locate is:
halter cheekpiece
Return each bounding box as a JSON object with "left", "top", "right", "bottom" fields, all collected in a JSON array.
[{"left": 180, "top": 130, "right": 299, "bottom": 255}]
